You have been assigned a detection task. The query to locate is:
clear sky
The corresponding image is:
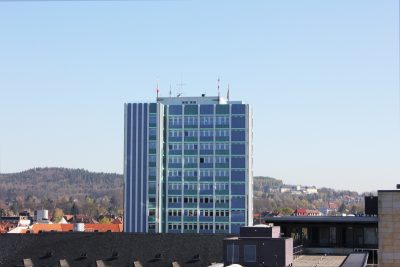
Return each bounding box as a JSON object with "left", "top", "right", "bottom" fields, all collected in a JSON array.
[{"left": 0, "top": 0, "right": 398, "bottom": 192}]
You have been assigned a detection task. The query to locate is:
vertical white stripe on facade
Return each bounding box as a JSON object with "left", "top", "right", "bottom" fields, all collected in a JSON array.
[
  {"left": 123, "top": 104, "right": 127, "bottom": 231},
  {"left": 129, "top": 104, "right": 134, "bottom": 232},
  {"left": 135, "top": 104, "right": 139, "bottom": 232},
  {"left": 140, "top": 104, "right": 144, "bottom": 232}
]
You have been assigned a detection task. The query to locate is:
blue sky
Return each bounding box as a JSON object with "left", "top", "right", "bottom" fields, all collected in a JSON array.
[{"left": 0, "top": 0, "right": 398, "bottom": 192}]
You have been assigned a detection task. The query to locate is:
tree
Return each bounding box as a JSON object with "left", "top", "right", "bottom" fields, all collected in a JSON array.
[
  {"left": 99, "top": 217, "right": 112, "bottom": 224},
  {"left": 52, "top": 208, "right": 64, "bottom": 223},
  {"left": 338, "top": 203, "right": 347, "bottom": 213}
]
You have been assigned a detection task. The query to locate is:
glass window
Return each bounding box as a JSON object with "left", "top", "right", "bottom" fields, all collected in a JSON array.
[
  {"left": 184, "top": 105, "right": 198, "bottom": 115},
  {"left": 244, "top": 245, "right": 256, "bottom": 262},
  {"left": 231, "top": 197, "right": 245, "bottom": 209},
  {"left": 149, "top": 115, "right": 157, "bottom": 125},
  {"left": 232, "top": 116, "right": 246, "bottom": 128},
  {"left": 169, "top": 105, "right": 182, "bottom": 115},
  {"left": 231, "top": 157, "right": 245, "bottom": 168},
  {"left": 226, "top": 244, "right": 239, "bottom": 263},
  {"left": 231, "top": 143, "right": 245, "bottom": 155},
  {"left": 231, "top": 183, "right": 245, "bottom": 195},
  {"left": 231, "top": 170, "right": 245, "bottom": 182},
  {"left": 200, "top": 105, "right": 214, "bottom": 114},
  {"left": 232, "top": 104, "right": 246, "bottom": 114},
  {"left": 149, "top": 103, "right": 157, "bottom": 113},
  {"left": 231, "top": 130, "right": 245, "bottom": 141},
  {"left": 216, "top": 104, "right": 229, "bottom": 114}
]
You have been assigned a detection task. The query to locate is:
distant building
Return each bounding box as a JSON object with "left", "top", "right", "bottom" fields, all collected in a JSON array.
[{"left": 124, "top": 95, "right": 253, "bottom": 233}]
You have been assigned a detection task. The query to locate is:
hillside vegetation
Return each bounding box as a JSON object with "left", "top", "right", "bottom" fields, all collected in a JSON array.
[{"left": 0, "top": 168, "right": 367, "bottom": 218}]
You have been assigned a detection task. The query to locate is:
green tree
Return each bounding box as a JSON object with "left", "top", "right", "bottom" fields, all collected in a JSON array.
[
  {"left": 99, "top": 217, "right": 112, "bottom": 224},
  {"left": 52, "top": 208, "right": 64, "bottom": 223}
]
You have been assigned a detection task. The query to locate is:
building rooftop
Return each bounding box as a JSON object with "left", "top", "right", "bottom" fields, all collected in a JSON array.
[
  {"left": 264, "top": 216, "right": 378, "bottom": 224},
  {"left": 293, "top": 255, "right": 347, "bottom": 267},
  {"left": 156, "top": 95, "right": 230, "bottom": 105}
]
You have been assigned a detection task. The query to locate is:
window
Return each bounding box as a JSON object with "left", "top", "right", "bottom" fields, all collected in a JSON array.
[
  {"left": 168, "top": 210, "right": 182, "bottom": 216},
  {"left": 149, "top": 115, "right": 157, "bottom": 125},
  {"left": 184, "top": 170, "right": 197, "bottom": 177},
  {"left": 168, "top": 196, "right": 180, "bottom": 203},
  {"left": 200, "top": 183, "right": 212, "bottom": 190},
  {"left": 168, "top": 183, "right": 182, "bottom": 190},
  {"left": 215, "top": 143, "right": 229, "bottom": 150},
  {"left": 168, "top": 169, "right": 182, "bottom": 177},
  {"left": 244, "top": 245, "right": 256, "bottom": 262},
  {"left": 200, "top": 196, "right": 213, "bottom": 203},
  {"left": 149, "top": 141, "right": 157, "bottom": 150},
  {"left": 184, "top": 130, "right": 197, "bottom": 137},
  {"left": 232, "top": 116, "right": 246, "bottom": 128},
  {"left": 169, "top": 105, "right": 182, "bottom": 115},
  {"left": 200, "top": 143, "right": 213, "bottom": 150},
  {"left": 215, "top": 196, "right": 229, "bottom": 204},
  {"left": 184, "top": 209, "right": 198, "bottom": 216},
  {"left": 216, "top": 129, "right": 229, "bottom": 137},
  {"left": 184, "top": 156, "right": 197, "bottom": 164},
  {"left": 200, "top": 105, "right": 214, "bottom": 114},
  {"left": 169, "top": 130, "right": 182, "bottom": 138},
  {"left": 149, "top": 128, "right": 157, "bottom": 136},
  {"left": 168, "top": 156, "right": 182, "bottom": 164},
  {"left": 184, "top": 183, "right": 197, "bottom": 190},
  {"left": 169, "top": 116, "right": 182, "bottom": 126},
  {"left": 226, "top": 244, "right": 239, "bottom": 263},
  {"left": 215, "top": 183, "right": 229, "bottom": 190},
  {"left": 184, "top": 116, "right": 198, "bottom": 126},
  {"left": 215, "top": 116, "right": 229, "bottom": 126},
  {"left": 184, "top": 143, "right": 198, "bottom": 150},
  {"left": 148, "top": 155, "right": 157, "bottom": 163},
  {"left": 200, "top": 116, "right": 214, "bottom": 126},
  {"left": 200, "top": 130, "right": 212, "bottom": 137},
  {"left": 215, "top": 156, "right": 229, "bottom": 164}
]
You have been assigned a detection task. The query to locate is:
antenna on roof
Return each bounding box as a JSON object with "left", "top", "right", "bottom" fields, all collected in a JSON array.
[
  {"left": 156, "top": 83, "right": 159, "bottom": 99},
  {"left": 227, "top": 84, "right": 230, "bottom": 101},
  {"left": 169, "top": 85, "right": 172, "bottom": 98},
  {"left": 217, "top": 77, "right": 220, "bottom": 98}
]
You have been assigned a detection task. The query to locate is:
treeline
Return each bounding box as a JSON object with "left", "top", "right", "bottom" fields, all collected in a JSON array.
[
  {"left": 0, "top": 168, "right": 371, "bottom": 218},
  {"left": 0, "top": 168, "right": 123, "bottom": 217}
]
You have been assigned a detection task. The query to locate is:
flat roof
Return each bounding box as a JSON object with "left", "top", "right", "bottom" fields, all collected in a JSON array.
[
  {"left": 264, "top": 216, "right": 378, "bottom": 224},
  {"left": 293, "top": 255, "right": 346, "bottom": 267}
]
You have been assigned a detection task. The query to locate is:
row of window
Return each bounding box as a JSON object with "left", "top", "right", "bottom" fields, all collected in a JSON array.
[
  {"left": 168, "top": 116, "right": 231, "bottom": 125},
  {"left": 168, "top": 156, "right": 231, "bottom": 164},
  {"left": 168, "top": 223, "right": 229, "bottom": 231},
  {"left": 168, "top": 142, "right": 232, "bottom": 151},
  {"left": 167, "top": 104, "right": 246, "bottom": 115},
  {"left": 167, "top": 182, "right": 231, "bottom": 190},
  {"left": 168, "top": 196, "right": 229, "bottom": 204},
  {"left": 168, "top": 209, "right": 232, "bottom": 218},
  {"left": 160, "top": 169, "right": 247, "bottom": 181}
]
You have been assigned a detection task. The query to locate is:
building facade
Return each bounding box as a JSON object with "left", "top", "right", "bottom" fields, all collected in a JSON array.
[{"left": 124, "top": 95, "right": 253, "bottom": 233}]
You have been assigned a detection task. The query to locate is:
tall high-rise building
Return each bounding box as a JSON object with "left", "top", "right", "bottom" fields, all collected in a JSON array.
[{"left": 124, "top": 95, "right": 253, "bottom": 233}]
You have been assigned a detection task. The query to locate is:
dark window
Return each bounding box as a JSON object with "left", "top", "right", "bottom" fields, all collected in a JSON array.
[
  {"left": 169, "top": 105, "right": 182, "bottom": 115},
  {"left": 244, "top": 245, "right": 256, "bottom": 262},
  {"left": 231, "top": 130, "right": 246, "bottom": 141},
  {"left": 231, "top": 143, "right": 245, "bottom": 155},
  {"left": 200, "top": 105, "right": 214, "bottom": 114},
  {"left": 216, "top": 104, "right": 229, "bottom": 114},
  {"left": 232, "top": 104, "right": 246, "bottom": 114},
  {"left": 232, "top": 116, "right": 246, "bottom": 128}
]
